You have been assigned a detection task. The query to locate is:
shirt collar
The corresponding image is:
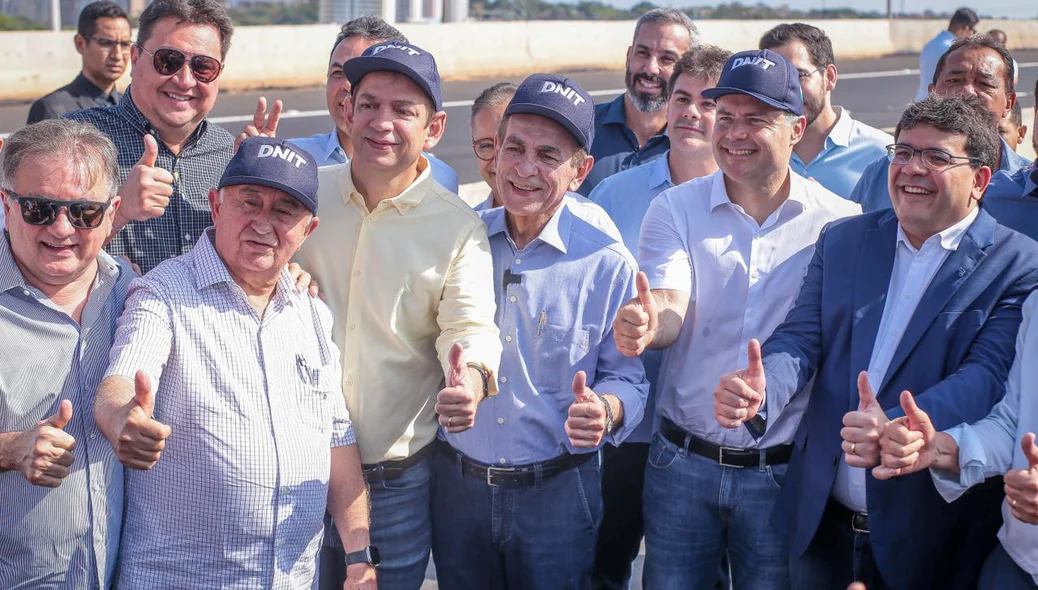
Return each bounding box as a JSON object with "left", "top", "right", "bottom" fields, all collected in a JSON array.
[
  {"left": 651, "top": 151, "right": 676, "bottom": 190},
  {"left": 486, "top": 200, "right": 571, "bottom": 254},
  {"left": 602, "top": 94, "right": 628, "bottom": 126},
  {"left": 827, "top": 106, "right": 854, "bottom": 148},
  {"left": 70, "top": 73, "right": 111, "bottom": 100},
  {"left": 708, "top": 167, "right": 809, "bottom": 212},
  {"left": 896, "top": 205, "right": 978, "bottom": 253},
  {"left": 193, "top": 228, "right": 298, "bottom": 305},
  {"left": 321, "top": 128, "right": 347, "bottom": 163},
  {"left": 1027, "top": 167, "right": 1038, "bottom": 196},
  {"left": 338, "top": 156, "right": 432, "bottom": 215},
  {"left": 117, "top": 87, "right": 209, "bottom": 144}
]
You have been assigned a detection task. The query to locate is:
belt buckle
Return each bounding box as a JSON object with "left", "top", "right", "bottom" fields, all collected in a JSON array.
[
  {"left": 718, "top": 447, "right": 745, "bottom": 469},
  {"left": 486, "top": 467, "right": 498, "bottom": 487},
  {"left": 851, "top": 513, "right": 869, "bottom": 534}
]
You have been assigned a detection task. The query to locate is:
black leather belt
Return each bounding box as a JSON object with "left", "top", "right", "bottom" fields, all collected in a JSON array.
[
  {"left": 362, "top": 443, "right": 434, "bottom": 482},
  {"left": 660, "top": 417, "right": 792, "bottom": 468},
  {"left": 827, "top": 499, "right": 869, "bottom": 534},
  {"left": 436, "top": 441, "right": 594, "bottom": 488}
]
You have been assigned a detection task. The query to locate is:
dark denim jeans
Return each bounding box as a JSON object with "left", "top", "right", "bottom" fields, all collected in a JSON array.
[
  {"left": 430, "top": 446, "right": 603, "bottom": 590},
  {"left": 979, "top": 544, "right": 1038, "bottom": 590},
  {"left": 642, "top": 432, "right": 791, "bottom": 590},
  {"left": 319, "top": 454, "right": 432, "bottom": 590}
]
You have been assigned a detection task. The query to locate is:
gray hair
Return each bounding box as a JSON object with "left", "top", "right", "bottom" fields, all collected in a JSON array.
[
  {"left": 471, "top": 82, "right": 517, "bottom": 124},
  {"left": 633, "top": 9, "right": 700, "bottom": 46},
  {"left": 0, "top": 119, "right": 119, "bottom": 200},
  {"left": 331, "top": 15, "right": 407, "bottom": 60}
]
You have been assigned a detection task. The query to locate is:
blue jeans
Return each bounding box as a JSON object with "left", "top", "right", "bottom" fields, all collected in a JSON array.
[
  {"left": 979, "top": 544, "right": 1038, "bottom": 590},
  {"left": 642, "top": 432, "right": 791, "bottom": 590},
  {"left": 430, "top": 445, "right": 603, "bottom": 590},
  {"left": 319, "top": 454, "right": 432, "bottom": 590},
  {"left": 788, "top": 500, "right": 888, "bottom": 590}
]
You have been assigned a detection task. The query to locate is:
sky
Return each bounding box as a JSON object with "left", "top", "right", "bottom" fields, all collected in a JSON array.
[{"left": 606, "top": 0, "right": 1038, "bottom": 19}]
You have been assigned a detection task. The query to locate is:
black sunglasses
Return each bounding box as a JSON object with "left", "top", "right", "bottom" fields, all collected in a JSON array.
[
  {"left": 137, "top": 44, "right": 223, "bottom": 84},
  {"left": 5, "top": 192, "right": 111, "bottom": 230}
]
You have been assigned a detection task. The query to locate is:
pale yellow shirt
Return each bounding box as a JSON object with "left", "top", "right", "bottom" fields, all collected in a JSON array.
[{"left": 295, "top": 157, "right": 501, "bottom": 464}]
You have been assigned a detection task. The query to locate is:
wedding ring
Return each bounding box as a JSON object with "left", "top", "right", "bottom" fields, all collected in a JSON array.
[{"left": 850, "top": 443, "right": 857, "bottom": 455}]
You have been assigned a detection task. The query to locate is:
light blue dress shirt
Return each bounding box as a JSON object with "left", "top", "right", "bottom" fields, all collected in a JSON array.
[
  {"left": 289, "top": 129, "right": 460, "bottom": 194},
  {"left": 789, "top": 107, "right": 893, "bottom": 199},
  {"left": 443, "top": 203, "right": 649, "bottom": 465},
  {"left": 849, "top": 138, "right": 1032, "bottom": 213},
  {"left": 588, "top": 154, "right": 675, "bottom": 444},
  {"left": 931, "top": 290, "right": 1038, "bottom": 585},
  {"left": 916, "top": 30, "right": 957, "bottom": 101},
  {"left": 981, "top": 166, "right": 1038, "bottom": 240}
]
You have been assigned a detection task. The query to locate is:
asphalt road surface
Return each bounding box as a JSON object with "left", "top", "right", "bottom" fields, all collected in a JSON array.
[
  {"left": 0, "top": 50, "right": 1035, "bottom": 590},
  {"left": 1, "top": 51, "right": 1035, "bottom": 190}
]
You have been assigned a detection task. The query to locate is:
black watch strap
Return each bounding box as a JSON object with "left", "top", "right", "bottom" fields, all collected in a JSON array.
[{"left": 344, "top": 545, "right": 380, "bottom": 567}]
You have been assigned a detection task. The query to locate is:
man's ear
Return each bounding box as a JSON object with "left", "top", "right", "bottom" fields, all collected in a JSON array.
[
  {"left": 74, "top": 34, "right": 87, "bottom": 56},
  {"left": 424, "top": 110, "right": 448, "bottom": 151}
]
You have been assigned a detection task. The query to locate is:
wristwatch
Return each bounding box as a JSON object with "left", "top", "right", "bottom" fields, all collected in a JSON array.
[
  {"left": 600, "top": 395, "right": 615, "bottom": 434},
  {"left": 344, "top": 545, "right": 380, "bottom": 567},
  {"left": 467, "top": 362, "right": 492, "bottom": 400}
]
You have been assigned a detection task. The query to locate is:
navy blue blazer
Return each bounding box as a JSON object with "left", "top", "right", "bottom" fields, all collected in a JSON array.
[{"left": 763, "top": 208, "right": 1038, "bottom": 589}]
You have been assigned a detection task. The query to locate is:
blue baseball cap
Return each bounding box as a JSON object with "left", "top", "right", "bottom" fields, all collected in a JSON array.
[
  {"left": 219, "top": 137, "right": 319, "bottom": 214},
  {"left": 505, "top": 73, "right": 595, "bottom": 152},
  {"left": 343, "top": 41, "right": 443, "bottom": 111},
  {"left": 701, "top": 49, "right": 803, "bottom": 116}
]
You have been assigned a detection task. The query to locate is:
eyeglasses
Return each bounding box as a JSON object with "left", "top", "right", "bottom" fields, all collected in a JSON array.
[
  {"left": 137, "top": 44, "right": 223, "bottom": 84},
  {"left": 797, "top": 66, "right": 824, "bottom": 80},
  {"left": 86, "top": 36, "right": 133, "bottom": 53},
  {"left": 3, "top": 191, "right": 111, "bottom": 230},
  {"left": 886, "top": 144, "right": 980, "bottom": 172},
  {"left": 472, "top": 138, "right": 496, "bottom": 161}
]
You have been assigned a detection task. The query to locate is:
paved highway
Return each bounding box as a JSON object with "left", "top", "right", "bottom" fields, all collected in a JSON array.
[{"left": 1, "top": 51, "right": 1034, "bottom": 189}]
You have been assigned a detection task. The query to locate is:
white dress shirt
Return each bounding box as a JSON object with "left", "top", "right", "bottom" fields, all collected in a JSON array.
[
  {"left": 639, "top": 169, "right": 860, "bottom": 448},
  {"left": 931, "top": 290, "right": 1038, "bottom": 585},
  {"left": 833, "top": 207, "right": 979, "bottom": 513}
]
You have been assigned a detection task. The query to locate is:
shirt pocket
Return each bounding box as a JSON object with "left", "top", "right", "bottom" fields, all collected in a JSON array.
[
  {"left": 530, "top": 323, "right": 591, "bottom": 393},
  {"left": 294, "top": 356, "right": 335, "bottom": 435}
]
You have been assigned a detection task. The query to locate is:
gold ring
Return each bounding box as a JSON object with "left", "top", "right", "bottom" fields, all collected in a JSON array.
[
  {"left": 850, "top": 443, "right": 857, "bottom": 455},
  {"left": 1012, "top": 499, "right": 1018, "bottom": 507},
  {"left": 447, "top": 416, "right": 453, "bottom": 428}
]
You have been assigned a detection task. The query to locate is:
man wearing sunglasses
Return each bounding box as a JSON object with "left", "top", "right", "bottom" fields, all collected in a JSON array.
[
  {"left": 0, "top": 119, "right": 134, "bottom": 589},
  {"left": 27, "top": 2, "right": 131, "bottom": 125},
  {"left": 716, "top": 94, "right": 1038, "bottom": 589},
  {"left": 65, "top": 0, "right": 235, "bottom": 274}
]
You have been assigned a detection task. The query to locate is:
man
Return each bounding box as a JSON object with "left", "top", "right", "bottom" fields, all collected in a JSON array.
[
  {"left": 915, "top": 8, "right": 979, "bottom": 102},
  {"left": 1000, "top": 101, "right": 1028, "bottom": 154},
  {"left": 851, "top": 35, "right": 1031, "bottom": 212},
  {"left": 432, "top": 72, "right": 648, "bottom": 589},
  {"left": 28, "top": 2, "right": 130, "bottom": 124},
  {"left": 983, "top": 87, "right": 1038, "bottom": 239},
  {"left": 613, "top": 49, "right": 860, "bottom": 590},
  {"left": 873, "top": 292, "right": 1038, "bottom": 590},
  {"left": 66, "top": 0, "right": 236, "bottom": 274},
  {"left": 289, "top": 15, "right": 458, "bottom": 192},
  {"left": 93, "top": 137, "right": 375, "bottom": 589},
  {"left": 0, "top": 119, "right": 132, "bottom": 588},
  {"left": 586, "top": 44, "right": 731, "bottom": 590},
  {"left": 716, "top": 95, "right": 1038, "bottom": 589},
  {"left": 987, "top": 29, "right": 1019, "bottom": 87},
  {"left": 759, "top": 23, "right": 893, "bottom": 198},
  {"left": 294, "top": 41, "right": 502, "bottom": 590},
  {"left": 577, "top": 8, "right": 698, "bottom": 195}
]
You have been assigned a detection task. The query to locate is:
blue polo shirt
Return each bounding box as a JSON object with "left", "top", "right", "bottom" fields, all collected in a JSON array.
[
  {"left": 916, "top": 30, "right": 956, "bottom": 101},
  {"left": 982, "top": 166, "right": 1038, "bottom": 240},
  {"left": 849, "top": 138, "right": 1032, "bottom": 212},
  {"left": 577, "top": 94, "right": 669, "bottom": 196},
  {"left": 789, "top": 107, "right": 892, "bottom": 199}
]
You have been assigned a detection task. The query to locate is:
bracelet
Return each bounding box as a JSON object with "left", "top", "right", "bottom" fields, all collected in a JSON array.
[{"left": 467, "top": 362, "right": 491, "bottom": 400}]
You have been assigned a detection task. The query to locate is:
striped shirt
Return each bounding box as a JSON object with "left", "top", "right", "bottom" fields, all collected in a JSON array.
[
  {"left": 0, "top": 235, "right": 133, "bottom": 590},
  {"left": 105, "top": 229, "right": 355, "bottom": 589},
  {"left": 65, "top": 88, "right": 235, "bottom": 274}
]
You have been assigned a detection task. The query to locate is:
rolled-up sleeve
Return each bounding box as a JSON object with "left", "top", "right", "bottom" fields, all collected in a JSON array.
[
  {"left": 435, "top": 218, "right": 503, "bottom": 394},
  {"left": 639, "top": 193, "right": 693, "bottom": 296}
]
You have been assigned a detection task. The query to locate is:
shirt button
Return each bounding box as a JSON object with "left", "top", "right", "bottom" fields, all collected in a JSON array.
[
  {"left": 277, "top": 539, "right": 285, "bottom": 547},
  {"left": 90, "top": 433, "right": 96, "bottom": 440},
  {"left": 505, "top": 335, "right": 512, "bottom": 343},
  {"left": 496, "top": 417, "right": 504, "bottom": 425},
  {"left": 22, "top": 289, "right": 30, "bottom": 296},
  {"left": 348, "top": 324, "right": 355, "bottom": 332},
  {"left": 352, "top": 269, "right": 361, "bottom": 277},
  {"left": 499, "top": 458, "right": 507, "bottom": 465},
  {"left": 500, "top": 376, "right": 508, "bottom": 383},
  {"left": 509, "top": 296, "right": 517, "bottom": 303},
  {"left": 184, "top": 233, "right": 191, "bottom": 241},
  {"left": 346, "top": 377, "right": 354, "bottom": 386},
  {"left": 363, "top": 219, "right": 372, "bottom": 225},
  {"left": 281, "top": 486, "right": 290, "bottom": 495},
  {"left": 515, "top": 258, "right": 522, "bottom": 265}
]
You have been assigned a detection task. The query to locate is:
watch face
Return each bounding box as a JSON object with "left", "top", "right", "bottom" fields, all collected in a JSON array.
[{"left": 367, "top": 546, "right": 381, "bottom": 566}]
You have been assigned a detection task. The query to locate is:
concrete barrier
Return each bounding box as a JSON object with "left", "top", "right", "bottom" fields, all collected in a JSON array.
[{"left": 0, "top": 19, "right": 1035, "bottom": 100}]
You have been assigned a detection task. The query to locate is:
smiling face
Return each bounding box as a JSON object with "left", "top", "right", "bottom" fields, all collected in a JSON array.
[
  {"left": 667, "top": 73, "right": 718, "bottom": 158},
  {"left": 2, "top": 154, "right": 119, "bottom": 292},
  {"left": 471, "top": 99, "right": 510, "bottom": 192},
  {"left": 625, "top": 22, "right": 693, "bottom": 113},
  {"left": 129, "top": 17, "right": 222, "bottom": 142},
  {"left": 712, "top": 93, "right": 804, "bottom": 187},
  {"left": 888, "top": 124, "right": 990, "bottom": 246},
  {"left": 326, "top": 35, "right": 378, "bottom": 135},
  {"left": 346, "top": 71, "right": 445, "bottom": 178},
  {"left": 209, "top": 185, "right": 318, "bottom": 284}
]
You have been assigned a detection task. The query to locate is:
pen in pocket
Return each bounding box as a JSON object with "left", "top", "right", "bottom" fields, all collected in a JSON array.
[{"left": 537, "top": 310, "right": 547, "bottom": 336}]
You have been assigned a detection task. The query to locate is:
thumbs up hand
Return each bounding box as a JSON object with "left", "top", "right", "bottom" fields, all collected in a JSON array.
[
  {"left": 613, "top": 272, "right": 659, "bottom": 358},
  {"left": 113, "top": 370, "right": 172, "bottom": 470},
  {"left": 1005, "top": 432, "right": 1038, "bottom": 524},
  {"left": 566, "top": 371, "right": 609, "bottom": 448},
  {"left": 5, "top": 400, "right": 77, "bottom": 488},
  {"left": 118, "top": 134, "right": 174, "bottom": 223},
  {"left": 436, "top": 342, "right": 478, "bottom": 434},
  {"left": 872, "top": 391, "right": 937, "bottom": 480},
  {"left": 841, "top": 372, "right": 889, "bottom": 468},
  {"left": 714, "top": 339, "right": 766, "bottom": 429}
]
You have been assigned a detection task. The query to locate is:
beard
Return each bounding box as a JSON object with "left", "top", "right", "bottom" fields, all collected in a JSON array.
[
  {"left": 625, "top": 69, "right": 669, "bottom": 113},
  {"left": 802, "top": 93, "right": 824, "bottom": 127}
]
